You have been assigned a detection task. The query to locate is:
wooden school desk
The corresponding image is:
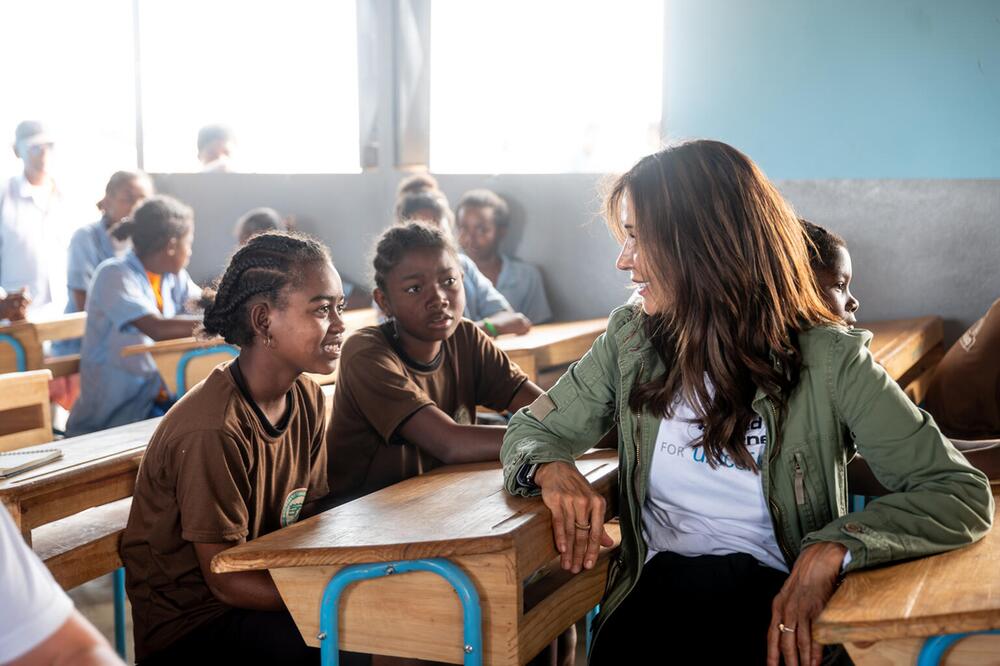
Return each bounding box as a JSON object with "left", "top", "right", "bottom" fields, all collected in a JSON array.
[
  {"left": 213, "top": 450, "right": 620, "bottom": 665},
  {"left": 495, "top": 317, "right": 609, "bottom": 382},
  {"left": 864, "top": 316, "right": 944, "bottom": 401},
  {"left": 815, "top": 488, "right": 1000, "bottom": 665},
  {"left": 0, "top": 311, "right": 86, "bottom": 376},
  {"left": 0, "top": 417, "right": 159, "bottom": 544},
  {"left": 121, "top": 337, "right": 240, "bottom": 397}
]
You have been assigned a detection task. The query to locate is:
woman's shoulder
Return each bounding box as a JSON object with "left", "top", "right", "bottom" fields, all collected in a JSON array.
[{"left": 607, "top": 303, "right": 646, "bottom": 340}]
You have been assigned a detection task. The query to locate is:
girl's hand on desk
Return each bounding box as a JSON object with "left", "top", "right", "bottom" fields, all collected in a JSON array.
[
  {"left": 482, "top": 311, "right": 532, "bottom": 336},
  {"left": 535, "top": 461, "right": 614, "bottom": 574},
  {"left": 767, "top": 541, "right": 848, "bottom": 666}
]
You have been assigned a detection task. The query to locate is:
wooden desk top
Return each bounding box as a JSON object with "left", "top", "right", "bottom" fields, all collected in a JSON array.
[
  {"left": 864, "top": 316, "right": 943, "bottom": 382},
  {"left": 0, "top": 312, "right": 87, "bottom": 343},
  {"left": 120, "top": 336, "right": 226, "bottom": 357},
  {"left": 815, "top": 493, "right": 1000, "bottom": 644},
  {"left": 0, "top": 418, "right": 160, "bottom": 504},
  {"left": 495, "top": 318, "right": 608, "bottom": 369},
  {"left": 213, "top": 449, "right": 617, "bottom": 574},
  {"left": 1, "top": 418, "right": 159, "bottom": 540}
]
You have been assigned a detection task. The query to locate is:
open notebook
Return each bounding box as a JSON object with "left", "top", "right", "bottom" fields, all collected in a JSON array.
[{"left": 0, "top": 449, "right": 62, "bottom": 479}]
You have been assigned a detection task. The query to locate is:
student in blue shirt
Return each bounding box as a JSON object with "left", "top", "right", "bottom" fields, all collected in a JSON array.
[
  {"left": 67, "top": 196, "right": 202, "bottom": 436},
  {"left": 52, "top": 171, "right": 154, "bottom": 357},
  {"left": 394, "top": 190, "right": 531, "bottom": 337},
  {"left": 456, "top": 189, "right": 553, "bottom": 324}
]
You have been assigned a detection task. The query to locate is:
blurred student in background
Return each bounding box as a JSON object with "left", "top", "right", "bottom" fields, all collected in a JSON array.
[
  {"left": 0, "top": 121, "right": 70, "bottom": 317},
  {"left": 456, "top": 189, "right": 552, "bottom": 323},
  {"left": 197, "top": 124, "right": 236, "bottom": 173}
]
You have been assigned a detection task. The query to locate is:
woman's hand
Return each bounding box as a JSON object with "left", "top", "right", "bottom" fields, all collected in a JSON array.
[
  {"left": 535, "top": 461, "right": 614, "bottom": 573},
  {"left": 767, "top": 541, "right": 848, "bottom": 666}
]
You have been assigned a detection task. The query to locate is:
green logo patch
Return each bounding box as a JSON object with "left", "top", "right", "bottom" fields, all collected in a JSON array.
[{"left": 280, "top": 487, "right": 308, "bottom": 527}]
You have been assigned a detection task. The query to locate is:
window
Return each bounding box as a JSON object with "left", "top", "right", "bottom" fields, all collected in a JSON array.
[
  {"left": 429, "top": 0, "right": 664, "bottom": 174},
  {"left": 0, "top": 0, "right": 137, "bottom": 207},
  {"left": 138, "top": 0, "right": 360, "bottom": 174}
]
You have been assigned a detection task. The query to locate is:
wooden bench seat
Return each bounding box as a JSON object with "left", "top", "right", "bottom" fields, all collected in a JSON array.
[{"left": 32, "top": 497, "right": 132, "bottom": 590}]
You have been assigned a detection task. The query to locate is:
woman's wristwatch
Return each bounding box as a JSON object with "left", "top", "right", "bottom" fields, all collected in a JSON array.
[{"left": 515, "top": 462, "right": 541, "bottom": 490}]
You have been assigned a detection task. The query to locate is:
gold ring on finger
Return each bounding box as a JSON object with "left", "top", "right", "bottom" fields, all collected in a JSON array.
[
  {"left": 574, "top": 521, "right": 591, "bottom": 530},
  {"left": 778, "top": 623, "right": 796, "bottom": 634}
]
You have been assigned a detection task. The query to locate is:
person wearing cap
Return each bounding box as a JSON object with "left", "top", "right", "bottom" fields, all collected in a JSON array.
[{"left": 0, "top": 121, "right": 69, "bottom": 316}]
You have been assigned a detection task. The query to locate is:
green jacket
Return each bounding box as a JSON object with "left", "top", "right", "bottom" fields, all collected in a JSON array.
[{"left": 501, "top": 306, "right": 993, "bottom": 631}]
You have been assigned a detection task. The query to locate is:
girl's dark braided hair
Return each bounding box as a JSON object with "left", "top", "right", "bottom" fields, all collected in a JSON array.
[{"left": 201, "top": 231, "right": 331, "bottom": 346}]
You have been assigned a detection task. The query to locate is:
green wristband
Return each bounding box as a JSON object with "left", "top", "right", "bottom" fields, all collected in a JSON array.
[{"left": 483, "top": 319, "right": 499, "bottom": 337}]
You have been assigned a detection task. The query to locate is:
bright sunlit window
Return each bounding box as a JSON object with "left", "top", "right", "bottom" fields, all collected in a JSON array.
[
  {"left": 138, "top": 0, "right": 360, "bottom": 174},
  {"left": 429, "top": 0, "right": 664, "bottom": 174},
  {"left": 0, "top": 0, "right": 137, "bottom": 212}
]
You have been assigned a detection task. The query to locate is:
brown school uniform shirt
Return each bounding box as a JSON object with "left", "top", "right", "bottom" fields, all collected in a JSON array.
[
  {"left": 120, "top": 361, "right": 329, "bottom": 660},
  {"left": 925, "top": 298, "right": 1000, "bottom": 439},
  {"left": 327, "top": 319, "right": 528, "bottom": 504}
]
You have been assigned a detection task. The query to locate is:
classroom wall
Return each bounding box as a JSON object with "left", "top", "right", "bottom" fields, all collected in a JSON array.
[
  {"left": 152, "top": 0, "right": 1000, "bottom": 345},
  {"left": 663, "top": 0, "right": 1000, "bottom": 179},
  {"left": 153, "top": 173, "right": 999, "bottom": 344}
]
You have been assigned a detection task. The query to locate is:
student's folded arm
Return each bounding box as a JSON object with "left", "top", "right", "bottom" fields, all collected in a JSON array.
[
  {"left": 193, "top": 542, "right": 285, "bottom": 612},
  {"left": 501, "top": 314, "right": 622, "bottom": 497},
  {"left": 397, "top": 406, "right": 506, "bottom": 465},
  {"left": 800, "top": 330, "right": 994, "bottom": 571},
  {"left": 131, "top": 313, "right": 201, "bottom": 341}
]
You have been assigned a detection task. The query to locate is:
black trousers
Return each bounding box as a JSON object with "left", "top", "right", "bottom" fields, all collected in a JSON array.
[
  {"left": 590, "top": 551, "right": 788, "bottom": 666},
  {"left": 138, "top": 608, "right": 370, "bottom": 666}
]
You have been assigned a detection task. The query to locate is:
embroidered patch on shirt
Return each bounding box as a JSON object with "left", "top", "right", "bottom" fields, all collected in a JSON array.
[
  {"left": 529, "top": 393, "right": 556, "bottom": 420},
  {"left": 280, "top": 488, "right": 307, "bottom": 527}
]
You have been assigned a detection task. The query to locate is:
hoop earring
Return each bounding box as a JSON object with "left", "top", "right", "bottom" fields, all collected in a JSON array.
[{"left": 263, "top": 333, "right": 273, "bottom": 349}]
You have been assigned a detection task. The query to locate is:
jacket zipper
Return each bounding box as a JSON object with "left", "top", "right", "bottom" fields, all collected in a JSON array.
[
  {"left": 793, "top": 452, "right": 806, "bottom": 506},
  {"left": 631, "top": 360, "right": 646, "bottom": 508}
]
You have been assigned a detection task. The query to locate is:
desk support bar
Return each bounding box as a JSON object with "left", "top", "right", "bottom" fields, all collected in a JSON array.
[
  {"left": 175, "top": 345, "right": 238, "bottom": 397},
  {"left": 0, "top": 333, "right": 27, "bottom": 372},
  {"left": 318, "top": 559, "right": 483, "bottom": 666},
  {"left": 917, "top": 630, "right": 1000, "bottom": 666}
]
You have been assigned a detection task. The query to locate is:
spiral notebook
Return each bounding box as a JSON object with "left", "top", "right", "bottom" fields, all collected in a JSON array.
[{"left": 0, "top": 449, "right": 63, "bottom": 479}]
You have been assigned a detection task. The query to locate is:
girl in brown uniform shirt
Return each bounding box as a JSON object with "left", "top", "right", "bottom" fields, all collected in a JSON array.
[
  {"left": 327, "top": 222, "right": 543, "bottom": 505},
  {"left": 120, "top": 233, "right": 348, "bottom": 665}
]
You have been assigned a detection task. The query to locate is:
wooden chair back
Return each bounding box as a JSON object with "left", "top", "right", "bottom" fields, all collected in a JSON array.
[{"left": 0, "top": 369, "right": 54, "bottom": 451}]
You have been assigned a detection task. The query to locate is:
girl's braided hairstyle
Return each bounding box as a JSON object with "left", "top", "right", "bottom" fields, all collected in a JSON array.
[
  {"left": 201, "top": 231, "right": 331, "bottom": 346},
  {"left": 372, "top": 222, "right": 458, "bottom": 292}
]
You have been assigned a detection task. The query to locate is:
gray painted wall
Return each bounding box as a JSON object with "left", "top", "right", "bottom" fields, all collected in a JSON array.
[{"left": 153, "top": 173, "right": 999, "bottom": 344}]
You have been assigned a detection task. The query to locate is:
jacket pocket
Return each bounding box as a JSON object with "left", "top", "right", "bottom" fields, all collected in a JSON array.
[{"left": 789, "top": 448, "right": 834, "bottom": 534}]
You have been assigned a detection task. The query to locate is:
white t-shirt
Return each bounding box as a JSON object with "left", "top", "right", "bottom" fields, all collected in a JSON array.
[
  {"left": 642, "top": 397, "right": 788, "bottom": 572},
  {"left": 0, "top": 175, "right": 70, "bottom": 317},
  {"left": 0, "top": 505, "right": 75, "bottom": 662}
]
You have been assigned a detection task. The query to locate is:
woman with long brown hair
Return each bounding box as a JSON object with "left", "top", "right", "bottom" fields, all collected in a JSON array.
[{"left": 501, "top": 140, "right": 993, "bottom": 665}]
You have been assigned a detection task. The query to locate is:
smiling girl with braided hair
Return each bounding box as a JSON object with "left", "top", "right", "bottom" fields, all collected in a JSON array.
[{"left": 121, "top": 231, "right": 353, "bottom": 666}]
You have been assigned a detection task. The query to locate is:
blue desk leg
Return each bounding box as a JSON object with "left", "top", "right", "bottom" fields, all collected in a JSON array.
[
  {"left": 586, "top": 604, "right": 600, "bottom": 656},
  {"left": 916, "top": 630, "right": 1000, "bottom": 666},
  {"left": 113, "top": 567, "right": 127, "bottom": 659},
  {"left": 317, "top": 559, "right": 482, "bottom": 666}
]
